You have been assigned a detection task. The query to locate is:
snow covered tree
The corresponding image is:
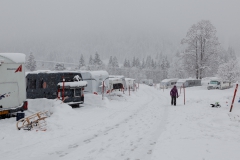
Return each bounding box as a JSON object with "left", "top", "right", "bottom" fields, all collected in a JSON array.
[
  {"left": 168, "top": 56, "right": 185, "bottom": 78},
  {"left": 181, "top": 20, "right": 220, "bottom": 79},
  {"left": 112, "top": 56, "right": 119, "bottom": 68},
  {"left": 160, "top": 56, "right": 170, "bottom": 79},
  {"left": 132, "top": 56, "right": 136, "bottom": 67},
  {"left": 93, "top": 52, "right": 103, "bottom": 66},
  {"left": 135, "top": 58, "right": 141, "bottom": 69},
  {"left": 88, "top": 55, "right": 94, "bottom": 65},
  {"left": 141, "top": 58, "right": 146, "bottom": 69},
  {"left": 217, "top": 59, "right": 240, "bottom": 83},
  {"left": 145, "top": 56, "right": 152, "bottom": 69},
  {"left": 26, "top": 52, "right": 37, "bottom": 71},
  {"left": 55, "top": 63, "right": 65, "bottom": 71},
  {"left": 123, "top": 58, "right": 128, "bottom": 68},
  {"left": 79, "top": 54, "right": 85, "bottom": 69},
  {"left": 108, "top": 56, "right": 113, "bottom": 68}
]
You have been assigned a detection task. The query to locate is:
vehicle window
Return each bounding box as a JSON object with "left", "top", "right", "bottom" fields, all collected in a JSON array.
[
  {"left": 47, "top": 76, "right": 56, "bottom": 88},
  {"left": 210, "top": 81, "right": 218, "bottom": 84},
  {"left": 75, "top": 89, "right": 81, "bottom": 97},
  {"left": 28, "top": 78, "right": 36, "bottom": 89}
]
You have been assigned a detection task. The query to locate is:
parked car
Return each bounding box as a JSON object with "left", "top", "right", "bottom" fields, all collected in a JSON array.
[{"left": 207, "top": 79, "right": 232, "bottom": 90}]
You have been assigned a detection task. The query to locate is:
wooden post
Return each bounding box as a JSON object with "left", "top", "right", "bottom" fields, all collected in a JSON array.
[
  {"left": 57, "top": 89, "right": 60, "bottom": 99},
  {"left": 102, "top": 81, "right": 104, "bottom": 100},
  {"left": 129, "top": 86, "right": 130, "bottom": 96},
  {"left": 183, "top": 84, "right": 185, "bottom": 105},
  {"left": 230, "top": 83, "right": 238, "bottom": 112},
  {"left": 62, "top": 77, "right": 65, "bottom": 102}
]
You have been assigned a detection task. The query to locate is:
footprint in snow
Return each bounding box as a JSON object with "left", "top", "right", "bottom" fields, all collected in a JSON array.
[
  {"left": 147, "top": 150, "right": 152, "bottom": 154},
  {"left": 68, "top": 144, "right": 78, "bottom": 149}
]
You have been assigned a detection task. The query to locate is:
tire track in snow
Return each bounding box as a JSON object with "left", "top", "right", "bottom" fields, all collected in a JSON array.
[{"left": 50, "top": 87, "right": 170, "bottom": 160}]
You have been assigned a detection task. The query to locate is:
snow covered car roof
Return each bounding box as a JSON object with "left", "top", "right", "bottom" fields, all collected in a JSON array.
[
  {"left": 57, "top": 81, "right": 87, "bottom": 88},
  {"left": 0, "top": 53, "right": 26, "bottom": 63},
  {"left": 161, "top": 78, "right": 179, "bottom": 82},
  {"left": 177, "top": 78, "right": 199, "bottom": 83}
]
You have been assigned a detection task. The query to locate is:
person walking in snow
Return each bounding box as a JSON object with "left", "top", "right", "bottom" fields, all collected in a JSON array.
[{"left": 170, "top": 85, "right": 178, "bottom": 106}]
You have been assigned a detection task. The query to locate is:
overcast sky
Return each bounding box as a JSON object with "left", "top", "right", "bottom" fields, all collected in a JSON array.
[{"left": 0, "top": 0, "right": 240, "bottom": 56}]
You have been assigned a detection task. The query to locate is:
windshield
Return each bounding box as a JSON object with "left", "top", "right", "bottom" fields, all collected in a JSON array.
[{"left": 210, "top": 81, "right": 219, "bottom": 84}]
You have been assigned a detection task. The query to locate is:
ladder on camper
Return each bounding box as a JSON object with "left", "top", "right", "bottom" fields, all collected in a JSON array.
[{"left": 16, "top": 111, "right": 49, "bottom": 131}]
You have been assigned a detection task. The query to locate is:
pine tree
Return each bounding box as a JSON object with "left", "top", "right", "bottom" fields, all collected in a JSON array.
[
  {"left": 89, "top": 55, "right": 94, "bottom": 65},
  {"left": 112, "top": 56, "right": 119, "bottom": 68},
  {"left": 132, "top": 56, "right": 136, "bottom": 67},
  {"left": 127, "top": 60, "right": 131, "bottom": 68},
  {"left": 79, "top": 54, "right": 85, "bottom": 69},
  {"left": 108, "top": 56, "right": 113, "bottom": 68},
  {"left": 141, "top": 58, "right": 146, "bottom": 69},
  {"left": 123, "top": 58, "right": 128, "bottom": 68},
  {"left": 146, "top": 56, "right": 152, "bottom": 69},
  {"left": 135, "top": 58, "right": 140, "bottom": 69},
  {"left": 93, "top": 52, "right": 103, "bottom": 66},
  {"left": 26, "top": 52, "right": 36, "bottom": 71}
]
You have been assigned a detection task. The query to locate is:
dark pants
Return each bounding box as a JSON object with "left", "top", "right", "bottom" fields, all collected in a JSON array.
[{"left": 171, "top": 96, "right": 176, "bottom": 106}]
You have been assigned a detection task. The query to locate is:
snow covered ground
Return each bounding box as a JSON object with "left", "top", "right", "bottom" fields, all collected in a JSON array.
[{"left": 0, "top": 84, "right": 240, "bottom": 160}]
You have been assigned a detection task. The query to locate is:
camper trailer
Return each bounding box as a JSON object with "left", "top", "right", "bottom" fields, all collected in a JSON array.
[
  {"left": 125, "top": 78, "right": 136, "bottom": 91},
  {"left": 140, "top": 79, "right": 153, "bottom": 86},
  {"left": 207, "top": 78, "right": 231, "bottom": 90},
  {"left": 109, "top": 75, "right": 127, "bottom": 91},
  {"left": 0, "top": 53, "right": 28, "bottom": 117},
  {"left": 26, "top": 71, "right": 87, "bottom": 107},
  {"left": 80, "top": 71, "right": 109, "bottom": 94},
  {"left": 176, "top": 79, "right": 201, "bottom": 88},
  {"left": 160, "top": 78, "right": 178, "bottom": 89}
]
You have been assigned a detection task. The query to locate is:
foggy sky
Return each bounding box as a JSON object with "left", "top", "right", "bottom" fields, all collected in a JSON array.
[{"left": 0, "top": 0, "right": 240, "bottom": 61}]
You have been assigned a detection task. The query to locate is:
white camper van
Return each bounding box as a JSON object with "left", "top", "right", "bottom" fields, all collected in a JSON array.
[
  {"left": 160, "top": 78, "right": 178, "bottom": 89},
  {"left": 125, "top": 78, "right": 136, "bottom": 91},
  {"left": 176, "top": 78, "right": 201, "bottom": 88},
  {"left": 0, "top": 53, "right": 28, "bottom": 117},
  {"left": 109, "top": 75, "right": 127, "bottom": 91},
  {"left": 207, "top": 78, "right": 231, "bottom": 90},
  {"left": 80, "top": 71, "right": 109, "bottom": 94}
]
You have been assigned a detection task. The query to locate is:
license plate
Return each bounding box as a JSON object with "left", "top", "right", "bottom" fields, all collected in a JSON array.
[{"left": 0, "top": 110, "right": 9, "bottom": 115}]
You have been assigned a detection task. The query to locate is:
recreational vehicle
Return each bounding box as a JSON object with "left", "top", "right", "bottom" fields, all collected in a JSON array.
[
  {"left": 207, "top": 79, "right": 231, "bottom": 90},
  {"left": 176, "top": 79, "right": 201, "bottom": 88},
  {"left": 26, "top": 71, "right": 87, "bottom": 107},
  {"left": 109, "top": 75, "right": 127, "bottom": 91},
  {"left": 80, "top": 71, "right": 109, "bottom": 94},
  {"left": 0, "top": 53, "right": 28, "bottom": 117},
  {"left": 160, "top": 78, "right": 178, "bottom": 89},
  {"left": 140, "top": 79, "right": 153, "bottom": 86},
  {"left": 125, "top": 78, "right": 136, "bottom": 91}
]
